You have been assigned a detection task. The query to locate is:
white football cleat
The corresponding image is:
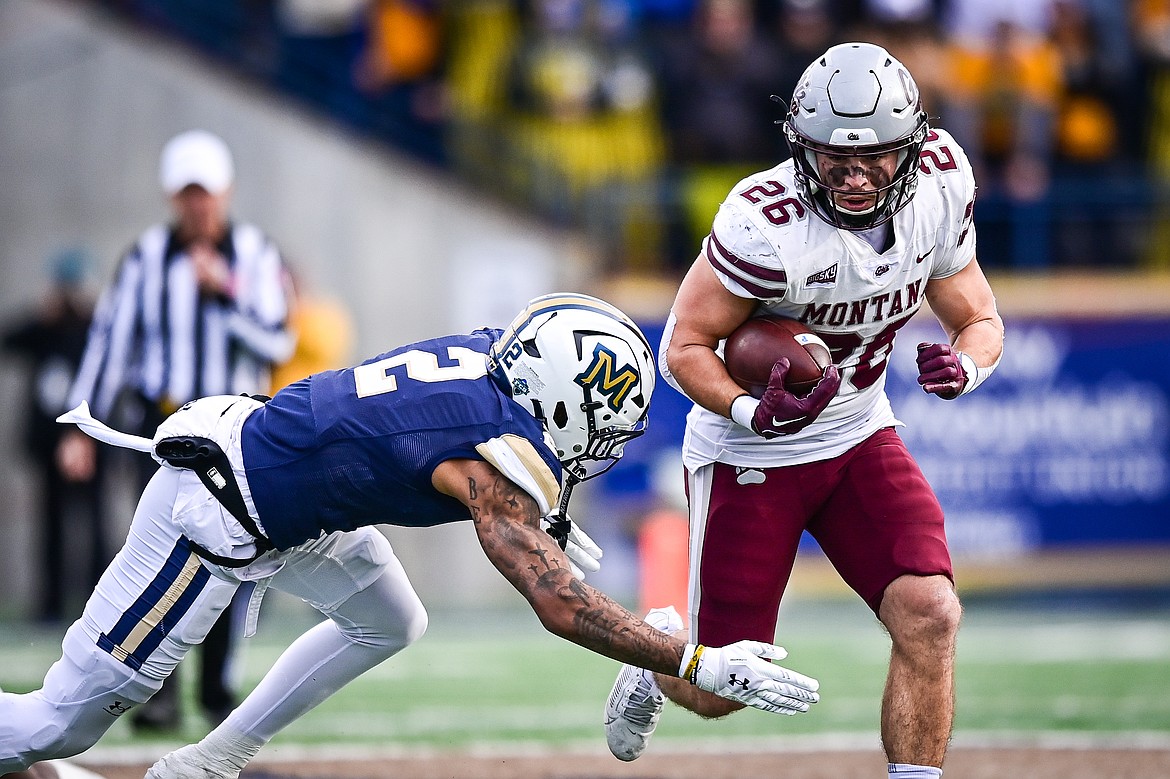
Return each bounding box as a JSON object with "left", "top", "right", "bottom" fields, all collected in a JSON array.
[
  {"left": 604, "top": 606, "right": 685, "bottom": 761},
  {"left": 145, "top": 743, "right": 239, "bottom": 779}
]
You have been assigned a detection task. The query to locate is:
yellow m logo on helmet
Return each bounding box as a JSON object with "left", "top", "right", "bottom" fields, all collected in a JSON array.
[{"left": 575, "top": 344, "right": 639, "bottom": 412}]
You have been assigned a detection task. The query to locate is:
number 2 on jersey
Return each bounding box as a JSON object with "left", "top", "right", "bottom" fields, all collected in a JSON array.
[{"left": 354, "top": 346, "right": 488, "bottom": 397}]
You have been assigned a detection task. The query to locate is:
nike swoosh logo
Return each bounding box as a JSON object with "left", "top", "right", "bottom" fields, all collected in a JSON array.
[
  {"left": 915, "top": 248, "right": 934, "bottom": 263},
  {"left": 772, "top": 417, "right": 806, "bottom": 426}
]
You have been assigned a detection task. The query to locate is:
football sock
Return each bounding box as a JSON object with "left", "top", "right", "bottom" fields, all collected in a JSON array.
[
  {"left": 191, "top": 727, "right": 264, "bottom": 774},
  {"left": 888, "top": 764, "right": 942, "bottom": 778}
]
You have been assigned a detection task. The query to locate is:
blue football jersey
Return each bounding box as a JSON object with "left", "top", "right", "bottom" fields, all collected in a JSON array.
[{"left": 241, "top": 329, "right": 563, "bottom": 550}]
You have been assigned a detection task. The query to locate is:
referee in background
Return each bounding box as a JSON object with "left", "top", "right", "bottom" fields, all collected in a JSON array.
[{"left": 56, "top": 129, "right": 295, "bottom": 731}]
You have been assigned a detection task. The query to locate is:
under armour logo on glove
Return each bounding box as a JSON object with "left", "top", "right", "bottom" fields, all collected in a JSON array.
[
  {"left": 727, "top": 674, "right": 751, "bottom": 690},
  {"left": 685, "top": 640, "right": 821, "bottom": 716}
]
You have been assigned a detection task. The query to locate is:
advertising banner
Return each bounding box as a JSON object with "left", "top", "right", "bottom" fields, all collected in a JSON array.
[{"left": 612, "top": 316, "right": 1170, "bottom": 557}]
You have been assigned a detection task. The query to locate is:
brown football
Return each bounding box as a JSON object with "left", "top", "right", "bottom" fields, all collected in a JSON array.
[{"left": 724, "top": 315, "right": 833, "bottom": 398}]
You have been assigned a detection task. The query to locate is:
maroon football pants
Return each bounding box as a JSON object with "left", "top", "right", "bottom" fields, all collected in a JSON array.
[{"left": 686, "top": 427, "right": 953, "bottom": 647}]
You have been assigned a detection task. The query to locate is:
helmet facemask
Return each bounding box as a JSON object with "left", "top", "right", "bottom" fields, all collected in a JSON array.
[
  {"left": 782, "top": 42, "right": 930, "bottom": 231},
  {"left": 787, "top": 125, "right": 927, "bottom": 231}
]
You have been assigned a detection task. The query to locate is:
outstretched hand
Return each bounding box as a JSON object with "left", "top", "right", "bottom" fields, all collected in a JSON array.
[
  {"left": 684, "top": 640, "right": 820, "bottom": 715},
  {"left": 751, "top": 359, "right": 840, "bottom": 439}
]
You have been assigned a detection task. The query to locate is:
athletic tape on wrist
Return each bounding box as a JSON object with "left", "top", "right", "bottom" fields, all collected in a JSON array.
[
  {"left": 957, "top": 351, "right": 997, "bottom": 395},
  {"left": 680, "top": 643, "right": 705, "bottom": 684},
  {"left": 730, "top": 395, "right": 760, "bottom": 430}
]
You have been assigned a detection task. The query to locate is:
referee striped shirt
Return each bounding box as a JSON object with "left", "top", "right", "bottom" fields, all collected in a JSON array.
[{"left": 69, "top": 222, "right": 295, "bottom": 421}]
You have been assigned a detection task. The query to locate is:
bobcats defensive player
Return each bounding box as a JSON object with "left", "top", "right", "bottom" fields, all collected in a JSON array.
[
  {"left": 1, "top": 293, "right": 820, "bottom": 778},
  {"left": 605, "top": 43, "right": 1004, "bottom": 779}
]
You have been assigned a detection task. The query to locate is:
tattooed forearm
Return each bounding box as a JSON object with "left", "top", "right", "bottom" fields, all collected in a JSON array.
[
  {"left": 457, "top": 459, "right": 683, "bottom": 676},
  {"left": 527, "top": 568, "right": 682, "bottom": 674},
  {"left": 491, "top": 474, "right": 536, "bottom": 525},
  {"left": 528, "top": 546, "right": 553, "bottom": 570},
  {"left": 526, "top": 544, "right": 561, "bottom": 580},
  {"left": 468, "top": 467, "right": 556, "bottom": 581}
]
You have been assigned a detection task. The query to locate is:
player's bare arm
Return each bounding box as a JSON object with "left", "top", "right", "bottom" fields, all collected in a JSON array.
[
  {"left": 924, "top": 259, "right": 1004, "bottom": 367},
  {"left": 431, "top": 458, "right": 684, "bottom": 677},
  {"left": 666, "top": 257, "right": 758, "bottom": 417}
]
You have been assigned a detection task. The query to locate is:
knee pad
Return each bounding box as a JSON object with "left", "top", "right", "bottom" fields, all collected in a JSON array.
[
  {"left": 329, "top": 551, "right": 428, "bottom": 656},
  {"left": 338, "top": 559, "right": 428, "bottom": 653},
  {"left": 281, "top": 528, "right": 394, "bottom": 612},
  {"left": 0, "top": 690, "right": 114, "bottom": 769},
  {"left": 276, "top": 528, "right": 427, "bottom": 655},
  {"left": 26, "top": 719, "right": 97, "bottom": 766}
]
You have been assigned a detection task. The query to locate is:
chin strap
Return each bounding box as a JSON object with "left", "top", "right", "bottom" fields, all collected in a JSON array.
[{"left": 545, "top": 474, "right": 579, "bottom": 550}]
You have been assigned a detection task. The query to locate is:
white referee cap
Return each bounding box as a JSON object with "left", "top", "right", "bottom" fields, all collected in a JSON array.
[{"left": 159, "top": 129, "right": 234, "bottom": 195}]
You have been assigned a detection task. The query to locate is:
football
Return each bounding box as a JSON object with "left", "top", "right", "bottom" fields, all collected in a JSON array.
[{"left": 723, "top": 315, "right": 833, "bottom": 398}]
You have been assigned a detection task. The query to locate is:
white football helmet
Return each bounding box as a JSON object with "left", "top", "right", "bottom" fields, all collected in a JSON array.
[
  {"left": 783, "top": 42, "right": 929, "bottom": 230},
  {"left": 488, "top": 293, "right": 655, "bottom": 483}
]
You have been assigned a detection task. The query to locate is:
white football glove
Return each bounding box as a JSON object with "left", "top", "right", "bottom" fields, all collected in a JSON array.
[
  {"left": 541, "top": 513, "right": 602, "bottom": 580},
  {"left": 680, "top": 640, "right": 819, "bottom": 715}
]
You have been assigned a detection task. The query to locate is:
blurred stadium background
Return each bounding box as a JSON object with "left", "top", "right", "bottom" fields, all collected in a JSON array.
[{"left": 0, "top": 0, "right": 1168, "bottom": 774}]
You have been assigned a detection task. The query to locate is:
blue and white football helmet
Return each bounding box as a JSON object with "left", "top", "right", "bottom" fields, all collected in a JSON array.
[{"left": 488, "top": 293, "right": 655, "bottom": 483}]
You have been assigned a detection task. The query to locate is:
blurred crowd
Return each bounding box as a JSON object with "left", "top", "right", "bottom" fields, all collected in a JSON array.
[{"left": 99, "top": 0, "right": 1170, "bottom": 270}]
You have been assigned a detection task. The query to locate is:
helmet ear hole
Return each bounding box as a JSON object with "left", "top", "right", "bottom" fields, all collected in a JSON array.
[
  {"left": 552, "top": 401, "right": 569, "bottom": 429},
  {"left": 522, "top": 339, "right": 541, "bottom": 357}
]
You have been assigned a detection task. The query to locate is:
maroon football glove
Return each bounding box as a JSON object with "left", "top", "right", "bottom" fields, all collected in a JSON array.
[
  {"left": 916, "top": 342, "right": 968, "bottom": 399},
  {"left": 751, "top": 358, "right": 841, "bottom": 439}
]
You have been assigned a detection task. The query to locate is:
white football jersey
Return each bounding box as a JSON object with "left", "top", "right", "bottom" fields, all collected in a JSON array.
[{"left": 678, "top": 128, "right": 978, "bottom": 469}]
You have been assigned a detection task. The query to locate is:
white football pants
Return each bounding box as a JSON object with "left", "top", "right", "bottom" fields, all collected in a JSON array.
[{"left": 0, "top": 467, "right": 428, "bottom": 772}]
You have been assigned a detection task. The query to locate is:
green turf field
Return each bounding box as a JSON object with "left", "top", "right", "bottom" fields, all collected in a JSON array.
[{"left": 2, "top": 589, "right": 1167, "bottom": 755}]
